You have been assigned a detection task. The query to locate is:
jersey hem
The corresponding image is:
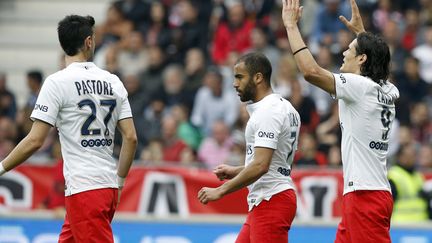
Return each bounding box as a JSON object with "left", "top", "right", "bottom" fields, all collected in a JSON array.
[{"left": 65, "top": 184, "right": 118, "bottom": 196}]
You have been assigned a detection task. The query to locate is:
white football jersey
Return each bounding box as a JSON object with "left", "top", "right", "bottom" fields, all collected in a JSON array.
[
  {"left": 244, "top": 94, "right": 300, "bottom": 211},
  {"left": 333, "top": 73, "right": 399, "bottom": 195},
  {"left": 31, "top": 62, "right": 132, "bottom": 196}
]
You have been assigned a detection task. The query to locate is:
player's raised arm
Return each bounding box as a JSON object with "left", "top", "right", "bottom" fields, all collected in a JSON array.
[{"left": 281, "top": 0, "right": 335, "bottom": 94}]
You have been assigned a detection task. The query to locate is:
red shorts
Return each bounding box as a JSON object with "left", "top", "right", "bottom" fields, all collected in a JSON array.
[
  {"left": 335, "top": 190, "right": 393, "bottom": 243},
  {"left": 236, "top": 189, "right": 297, "bottom": 243},
  {"left": 59, "top": 188, "right": 118, "bottom": 243}
]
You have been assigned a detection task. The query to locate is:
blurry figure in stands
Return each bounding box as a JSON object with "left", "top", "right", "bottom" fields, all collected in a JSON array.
[
  {"left": 18, "top": 70, "right": 43, "bottom": 137},
  {"left": 39, "top": 139, "right": 65, "bottom": 218},
  {"left": 418, "top": 144, "right": 432, "bottom": 170},
  {"left": 410, "top": 102, "right": 432, "bottom": 145},
  {"left": 327, "top": 145, "right": 342, "bottom": 167},
  {"left": 116, "top": 31, "right": 149, "bottom": 77},
  {"left": 184, "top": 48, "right": 207, "bottom": 94},
  {"left": 171, "top": 104, "right": 202, "bottom": 152},
  {"left": 294, "top": 132, "right": 327, "bottom": 167},
  {"left": 225, "top": 130, "right": 246, "bottom": 167},
  {"left": 0, "top": 117, "right": 17, "bottom": 159},
  {"left": 139, "top": 45, "right": 167, "bottom": 98},
  {"left": 0, "top": 73, "right": 17, "bottom": 120},
  {"left": 191, "top": 67, "right": 239, "bottom": 135},
  {"left": 140, "top": 138, "right": 164, "bottom": 166},
  {"left": 289, "top": 79, "right": 320, "bottom": 134},
  {"left": 161, "top": 115, "right": 194, "bottom": 165},
  {"left": 388, "top": 143, "right": 429, "bottom": 222},
  {"left": 198, "top": 120, "right": 233, "bottom": 169},
  {"left": 211, "top": 1, "right": 255, "bottom": 64}
]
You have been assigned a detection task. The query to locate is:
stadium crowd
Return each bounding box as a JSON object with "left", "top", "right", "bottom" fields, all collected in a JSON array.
[{"left": 0, "top": 0, "right": 432, "bottom": 172}]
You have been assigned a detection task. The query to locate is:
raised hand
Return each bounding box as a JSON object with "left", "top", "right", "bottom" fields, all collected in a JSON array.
[
  {"left": 281, "top": 0, "right": 303, "bottom": 29},
  {"left": 339, "top": 0, "right": 366, "bottom": 35}
]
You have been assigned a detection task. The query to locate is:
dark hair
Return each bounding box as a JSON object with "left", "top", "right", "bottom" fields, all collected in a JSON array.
[
  {"left": 356, "top": 32, "right": 390, "bottom": 83},
  {"left": 57, "top": 15, "right": 95, "bottom": 56},
  {"left": 27, "top": 70, "right": 43, "bottom": 84},
  {"left": 236, "top": 52, "right": 272, "bottom": 85}
]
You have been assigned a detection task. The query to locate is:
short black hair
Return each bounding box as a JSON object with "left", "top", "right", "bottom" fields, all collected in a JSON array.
[
  {"left": 57, "top": 15, "right": 95, "bottom": 56},
  {"left": 27, "top": 70, "right": 43, "bottom": 84},
  {"left": 356, "top": 32, "right": 391, "bottom": 83},
  {"left": 236, "top": 52, "right": 272, "bottom": 85}
]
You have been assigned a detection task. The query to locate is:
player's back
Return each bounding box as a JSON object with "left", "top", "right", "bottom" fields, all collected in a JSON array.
[
  {"left": 334, "top": 73, "right": 399, "bottom": 194},
  {"left": 33, "top": 62, "right": 131, "bottom": 196}
]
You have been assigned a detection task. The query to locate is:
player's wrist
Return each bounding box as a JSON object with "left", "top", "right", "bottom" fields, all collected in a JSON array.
[
  {"left": 117, "top": 175, "right": 125, "bottom": 188},
  {"left": 0, "top": 162, "right": 6, "bottom": 176}
]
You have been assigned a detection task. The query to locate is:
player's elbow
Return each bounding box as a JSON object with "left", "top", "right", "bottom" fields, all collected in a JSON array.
[
  {"left": 124, "top": 133, "right": 138, "bottom": 146},
  {"left": 303, "top": 67, "right": 321, "bottom": 81},
  {"left": 26, "top": 136, "right": 44, "bottom": 151},
  {"left": 257, "top": 162, "right": 270, "bottom": 176}
]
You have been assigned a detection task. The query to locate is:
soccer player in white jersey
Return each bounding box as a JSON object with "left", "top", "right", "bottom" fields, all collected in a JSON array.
[
  {"left": 282, "top": 0, "right": 399, "bottom": 242},
  {"left": 0, "top": 15, "right": 137, "bottom": 242},
  {"left": 198, "top": 52, "right": 301, "bottom": 243}
]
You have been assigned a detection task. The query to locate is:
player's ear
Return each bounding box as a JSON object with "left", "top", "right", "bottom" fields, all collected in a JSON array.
[
  {"left": 254, "top": 72, "right": 264, "bottom": 85},
  {"left": 84, "top": 35, "right": 93, "bottom": 50},
  {"left": 358, "top": 54, "right": 367, "bottom": 65}
]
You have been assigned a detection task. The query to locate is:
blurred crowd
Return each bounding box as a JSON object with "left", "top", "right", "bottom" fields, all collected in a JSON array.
[{"left": 1, "top": 0, "right": 432, "bottom": 172}]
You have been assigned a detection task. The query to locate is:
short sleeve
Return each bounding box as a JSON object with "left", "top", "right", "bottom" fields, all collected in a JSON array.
[
  {"left": 333, "top": 73, "right": 369, "bottom": 102},
  {"left": 30, "top": 78, "right": 61, "bottom": 126},
  {"left": 116, "top": 76, "right": 132, "bottom": 120},
  {"left": 253, "top": 110, "right": 283, "bottom": 149}
]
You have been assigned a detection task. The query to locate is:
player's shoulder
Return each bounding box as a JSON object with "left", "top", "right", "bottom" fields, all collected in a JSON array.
[{"left": 257, "top": 94, "right": 293, "bottom": 116}]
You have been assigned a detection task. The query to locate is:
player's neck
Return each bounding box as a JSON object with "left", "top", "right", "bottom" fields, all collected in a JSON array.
[
  {"left": 253, "top": 87, "right": 273, "bottom": 103},
  {"left": 65, "top": 52, "right": 92, "bottom": 66}
]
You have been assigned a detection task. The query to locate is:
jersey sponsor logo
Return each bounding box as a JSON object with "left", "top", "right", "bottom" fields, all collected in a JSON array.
[
  {"left": 81, "top": 138, "right": 113, "bottom": 148},
  {"left": 369, "top": 141, "right": 388, "bottom": 151},
  {"left": 257, "top": 131, "right": 275, "bottom": 139},
  {"left": 34, "top": 104, "right": 48, "bottom": 112},
  {"left": 339, "top": 74, "right": 347, "bottom": 84},
  {"left": 277, "top": 167, "right": 291, "bottom": 176}
]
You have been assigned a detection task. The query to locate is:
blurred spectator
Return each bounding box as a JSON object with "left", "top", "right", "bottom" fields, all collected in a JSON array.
[
  {"left": 140, "top": 138, "right": 164, "bottom": 165},
  {"left": 184, "top": 48, "right": 207, "bottom": 94},
  {"left": 95, "top": 1, "right": 133, "bottom": 48},
  {"left": 17, "top": 70, "right": 43, "bottom": 138},
  {"left": 116, "top": 31, "right": 149, "bottom": 77},
  {"left": 168, "top": 0, "right": 209, "bottom": 63},
  {"left": 191, "top": 67, "right": 239, "bottom": 135},
  {"left": 161, "top": 115, "right": 193, "bottom": 164},
  {"left": 139, "top": 45, "right": 167, "bottom": 97},
  {"left": 388, "top": 143, "right": 429, "bottom": 222},
  {"left": 372, "top": 0, "right": 403, "bottom": 32},
  {"left": 142, "top": 98, "right": 167, "bottom": 146},
  {"left": 394, "top": 55, "right": 429, "bottom": 104},
  {"left": 412, "top": 23, "right": 432, "bottom": 83},
  {"left": 410, "top": 102, "right": 432, "bottom": 144},
  {"left": 298, "top": 0, "right": 320, "bottom": 38},
  {"left": 401, "top": 9, "right": 422, "bottom": 51},
  {"left": 154, "top": 64, "right": 195, "bottom": 111},
  {"left": 0, "top": 117, "right": 17, "bottom": 159},
  {"left": 332, "top": 29, "right": 354, "bottom": 68},
  {"left": 418, "top": 144, "right": 432, "bottom": 169},
  {"left": 294, "top": 132, "right": 328, "bottom": 167},
  {"left": 211, "top": 1, "right": 255, "bottom": 64},
  {"left": 271, "top": 53, "right": 297, "bottom": 98},
  {"left": 316, "top": 102, "right": 341, "bottom": 152},
  {"left": 171, "top": 104, "right": 202, "bottom": 151},
  {"left": 327, "top": 145, "right": 342, "bottom": 167},
  {"left": 116, "top": 0, "right": 149, "bottom": 27},
  {"left": 382, "top": 20, "right": 408, "bottom": 74},
  {"left": 288, "top": 80, "right": 320, "bottom": 133},
  {"left": 198, "top": 120, "right": 233, "bottom": 169},
  {"left": 309, "top": 0, "right": 348, "bottom": 53},
  {"left": 0, "top": 73, "right": 17, "bottom": 120},
  {"left": 225, "top": 129, "right": 246, "bottom": 167},
  {"left": 247, "top": 25, "right": 280, "bottom": 73},
  {"left": 138, "top": 1, "right": 171, "bottom": 49}
]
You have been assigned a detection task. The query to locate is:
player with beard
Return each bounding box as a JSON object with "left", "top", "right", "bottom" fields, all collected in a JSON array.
[{"left": 198, "top": 52, "right": 301, "bottom": 243}]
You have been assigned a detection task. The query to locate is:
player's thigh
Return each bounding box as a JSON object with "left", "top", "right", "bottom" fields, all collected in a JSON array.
[
  {"left": 65, "top": 188, "right": 117, "bottom": 243},
  {"left": 345, "top": 191, "right": 392, "bottom": 243},
  {"left": 250, "top": 190, "right": 296, "bottom": 243},
  {"left": 58, "top": 213, "right": 75, "bottom": 243},
  {"left": 236, "top": 218, "right": 251, "bottom": 243}
]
